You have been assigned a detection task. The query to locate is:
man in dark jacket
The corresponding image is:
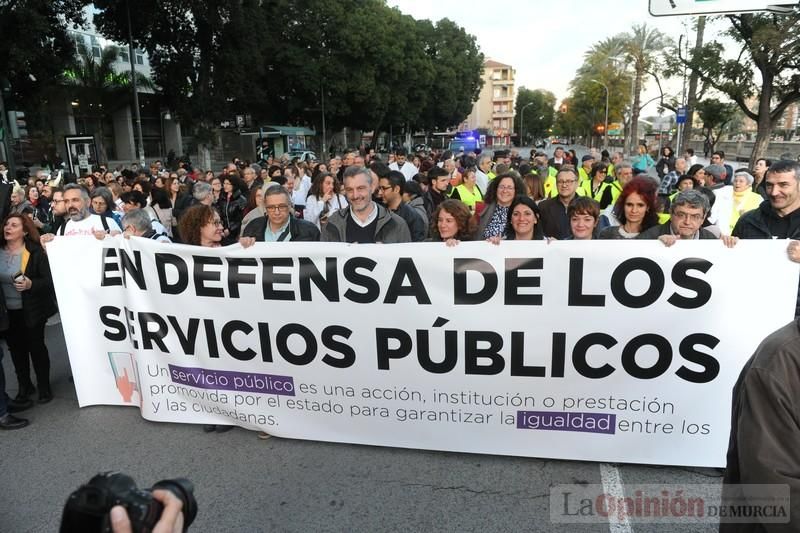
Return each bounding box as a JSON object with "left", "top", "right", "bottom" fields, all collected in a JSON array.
[
  {"left": 240, "top": 186, "right": 319, "bottom": 242},
  {"left": 733, "top": 159, "right": 800, "bottom": 315},
  {"left": 638, "top": 189, "right": 718, "bottom": 243},
  {"left": 721, "top": 319, "right": 800, "bottom": 532},
  {"left": 322, "top": 166, "right": 410, "bottom": 243},
  {"left": 377, "top": 171, "right": 427, "bottom": 241}
]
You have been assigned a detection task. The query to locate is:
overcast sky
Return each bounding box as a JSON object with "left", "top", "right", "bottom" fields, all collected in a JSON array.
[{"left": 390, "top": 0, "right": 731, "bottom": 117}]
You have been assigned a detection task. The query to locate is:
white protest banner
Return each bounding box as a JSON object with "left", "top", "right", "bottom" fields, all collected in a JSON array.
[{"left": 47, "top": 237, "right": 797, "bottom": 467}]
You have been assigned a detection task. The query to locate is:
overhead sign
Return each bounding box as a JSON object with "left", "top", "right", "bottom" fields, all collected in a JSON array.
[
  {"left": 649, "top": 0, "right": 796, "bottom": 16},
  {"left": 46, "top": 237, "right": 799, "bottom": 468}
]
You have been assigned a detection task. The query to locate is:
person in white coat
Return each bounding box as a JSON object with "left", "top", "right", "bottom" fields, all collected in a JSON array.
[
  {"left": 304, "top": 172, "right": 348, "bottom": 228},
  {"left": 388, "top": 148, "right": 418, "bottom": 181}
]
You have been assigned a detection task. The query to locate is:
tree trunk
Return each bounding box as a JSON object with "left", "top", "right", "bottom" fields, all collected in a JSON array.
[
  {"left": 750, "top": 119, "right": 772, "bottom": 163},
  {"left": 749, "top": 73, "right": 774, "bottom": 163},
  {"left": 95, "top": 114, "right": 108, "bottom": 166},
  {"left": 629, "top": 69, "right": 644, "bottom": 156},
  {"left": 680, "top": 16, "right": 705, "bottom": 154}
]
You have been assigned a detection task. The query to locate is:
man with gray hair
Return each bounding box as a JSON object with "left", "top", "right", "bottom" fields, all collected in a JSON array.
[
  {"left": 121, "top": 208, "right": 171, "bottom": 242},
  {"left": 322, "top": 166, "right": 410, "bottom": 243},
  {"left": 475, "top": 154, "right": 492, "bottom": 192},
  {"left": 41, "top": 183, "right": 121, "bottom": 244},
  {"left": 191, "top": 182, "right": 214, "bottom": 206},
  {"left": 638, "top": 189, "right": 718, "bottom": 244},
  {"left": 240, "top": 186, "right": 319, "bottom": 242}
]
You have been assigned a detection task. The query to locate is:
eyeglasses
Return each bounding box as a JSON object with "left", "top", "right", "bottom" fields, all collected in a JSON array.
[
  {"left": 211, "top": 219, "right": 223, "bottom": 226},
  {"left": 672, "top": 211, "right": 704, "bottom": 222},
  {"left": 379, "top": 185, "right": 394, "bottom": 191},
  {"left": 265, "top": 204, "right": 290, "bottom": 212},
  {"left": 557, "top": 179, "right": 577, "bottom": 185},
  {"left": 497, "top": 185, "right": 515, "bottom": 191}
]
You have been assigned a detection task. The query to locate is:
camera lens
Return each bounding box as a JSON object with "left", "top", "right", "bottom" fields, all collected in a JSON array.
[{"left": 152, "top": 478, "right": 197, "bottom": 527}]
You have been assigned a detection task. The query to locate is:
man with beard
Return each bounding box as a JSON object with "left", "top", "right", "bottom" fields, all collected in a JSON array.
[
  {"left": 321, "top": 166, "right": 410, "bottom": 243},
  {"left": 40, "top": 184, "right": 120, "bottom": 244}
]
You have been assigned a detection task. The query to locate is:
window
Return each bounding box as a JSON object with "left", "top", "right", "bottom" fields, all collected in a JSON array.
[
  {"left": 90, "top": 35, "right": 101, "bottom": 58},
  {"left": 493, "top": 88, "right": 501, "bottom": 98},
  {"left": 119, "top": 50, "right": 129, "bottom": 63},
  {"left": 135, "top": 49, "right": 145, "bottom": 65}
]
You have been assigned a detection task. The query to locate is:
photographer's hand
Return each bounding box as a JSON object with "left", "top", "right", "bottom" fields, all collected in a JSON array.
[{"left": 110, "top": 489, "right": 184, "bottom": 533}]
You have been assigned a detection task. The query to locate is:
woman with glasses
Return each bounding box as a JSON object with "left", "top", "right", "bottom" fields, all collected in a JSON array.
[
  {"left": 473, "top": 173, "right": 526, "bottom": 239},
  {"left": 176, "top": 205, "right": 232, "bottom": 433},
  {"left": 580, "top": 162, "right": 611, "bottom": 207}
]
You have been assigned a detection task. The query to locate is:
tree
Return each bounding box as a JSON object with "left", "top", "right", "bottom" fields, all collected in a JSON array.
[
  {"left": 682, "top": 11, "right": 800, "bottom": 162},
  {"left": 696, "top": 98, "right": 737, "bottom": 154},
  {"left": 415, "top": 18, "right": 484, "bottom": 132},
  {"left": 63, "top": 43, "right": 153, "bottom": 164},
  {"left": 0, "top": 0, "right": 86, "bottom": 107},
  {"left": 624, "top": 24, "right": 672, "bottom": 154},
  {"left": 559, "top": 34, "right": 632, "bottom": 147},
  {"left": 94, "top": 0, "right": 483, "bottom": 158},
  {"left": 514, "top": 88, "right": 556, "bottom": 145}
]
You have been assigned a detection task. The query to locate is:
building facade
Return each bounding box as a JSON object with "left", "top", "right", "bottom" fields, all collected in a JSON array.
[{"left": 462, "top": 59, "right": 515, "bottom": 148}]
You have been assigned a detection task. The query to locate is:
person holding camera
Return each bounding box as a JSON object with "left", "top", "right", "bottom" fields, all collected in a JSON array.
[{"left": 0, "top": 213, "right": 58, "bottom": 406}]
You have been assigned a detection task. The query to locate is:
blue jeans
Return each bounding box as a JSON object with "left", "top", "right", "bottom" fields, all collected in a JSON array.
[{"left": 0, "top": 345, "right": 7, "bottom": 417}]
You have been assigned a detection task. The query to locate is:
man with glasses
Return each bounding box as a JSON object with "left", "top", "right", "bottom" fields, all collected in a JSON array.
[
  {"left": 120, "top": 208, "right": 172, "bottom": 242},
  {"left": 322, "top": 166, "right": 410, "bottom": 243},
  {"left": 638, "top": 189, "right": 717, "bottom": 243},
  {"left": 240, "top": 185, "right": 319, "bottom": 242},
  {"left": 539, "top": 167, "right": 584, "bottom": 239},
  {"left": 377, "top": 171, "right": 426, "bottom": 242}
]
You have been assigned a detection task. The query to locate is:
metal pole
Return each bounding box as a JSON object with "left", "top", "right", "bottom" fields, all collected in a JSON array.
[
  {"left": 520, "top": 102, "right": 533, "bottom": 148},
  {"left": 0, "top": 86, "right": 16, "bottom": 180},
  {"left": 321, "top": 86, "right": 326, "bottom": 159},
  {"left": 590, "top": 80, "right": 609, "bottom": 150},
  {"left": 126, "top": 0, "right": 145, "bottom": 168}
]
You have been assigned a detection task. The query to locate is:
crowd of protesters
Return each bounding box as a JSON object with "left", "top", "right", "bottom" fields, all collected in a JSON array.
[{"left": 1, "top": 141, "right": 800, "bottom": 435}]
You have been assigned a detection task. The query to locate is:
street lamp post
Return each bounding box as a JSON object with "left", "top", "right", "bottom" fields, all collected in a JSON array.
[
  {"left": 519, "top": 102, "right": 534, "bottom": 148},
  {"left": 590, "top": 79, "right": 609, "bottom": 150}
]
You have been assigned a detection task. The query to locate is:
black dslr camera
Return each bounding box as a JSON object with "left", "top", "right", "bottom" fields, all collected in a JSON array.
[{"left": 60, "top": 472, "right": 197, "bottom": 533}]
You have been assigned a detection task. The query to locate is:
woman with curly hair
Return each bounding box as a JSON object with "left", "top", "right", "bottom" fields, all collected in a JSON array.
[
  {"left": 176, "top": 205, "right": 232, "bottom": 433},
  {"left": 177, "top": 204, "right": 223, "bottom": 248},
  {"left": 429, "top": 199, "right": 474, "bottom": 246},
  {"left": 474, "top": 173, "right": 526, "bottom": 239}
]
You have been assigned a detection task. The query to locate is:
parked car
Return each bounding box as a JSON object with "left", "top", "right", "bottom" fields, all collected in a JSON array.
[{"left": 285, "top": 151, "right": 317, "bottom": 163}]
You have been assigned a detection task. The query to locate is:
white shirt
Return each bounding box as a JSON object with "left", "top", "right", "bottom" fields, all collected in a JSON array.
[
  {"left": 389, "top": 161, "right": 418, "bottom": 181},
  {"left": 475, "top": 169, "right": 490, "bottom": 193},
  {"left": 62, "top": 214, "right": 121, "bottom": 236},
  {"left": 304, "top": 194, "right": 348, "bottom": 227},
  {"left": 349, "top": 202, "right": 379, "bottom": 227},
  {"left": 291, "top": 175, "right": 312, "bottom": 206}
]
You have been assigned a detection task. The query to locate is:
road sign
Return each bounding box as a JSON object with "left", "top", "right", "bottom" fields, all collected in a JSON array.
[
  {"left": 676, "top": 107, "right": 687, "bottom": 124},
  {"left": 649, "top": 0, "right": 797, "bottom": 16}
]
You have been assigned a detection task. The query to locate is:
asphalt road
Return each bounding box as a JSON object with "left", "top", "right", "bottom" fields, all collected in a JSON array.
[{"left": 0, "top": 320, "right": 724, "bottom": 533}]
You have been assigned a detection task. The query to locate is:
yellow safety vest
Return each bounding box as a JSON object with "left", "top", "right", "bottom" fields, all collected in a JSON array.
[{"left": 451, "top": 183, "right": 483, "bottom": 210}]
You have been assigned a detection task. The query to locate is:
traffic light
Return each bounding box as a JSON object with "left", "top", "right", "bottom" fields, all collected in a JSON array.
[{"left": 8, "top": 111, "right": 26, "bottom": 139}]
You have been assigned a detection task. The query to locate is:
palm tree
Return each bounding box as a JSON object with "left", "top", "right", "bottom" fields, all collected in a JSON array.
[
  {"left": 63, "top": 42, "right": 153, "bottom": 165},
  {"left": 624, "top": 24, "right": 671, "bottom": 155}
]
